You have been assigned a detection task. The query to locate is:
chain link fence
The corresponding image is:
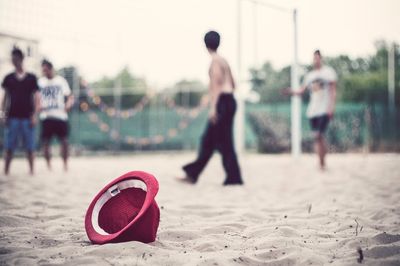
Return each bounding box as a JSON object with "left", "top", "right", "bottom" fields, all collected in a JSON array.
[{"left": 0, "top": 88, "right": 399, "bottom": 154}]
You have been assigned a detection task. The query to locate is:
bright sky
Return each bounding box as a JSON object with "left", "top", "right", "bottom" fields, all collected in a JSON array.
[{"left": 0, "top": 0, "right": 399, "bottom": 88}]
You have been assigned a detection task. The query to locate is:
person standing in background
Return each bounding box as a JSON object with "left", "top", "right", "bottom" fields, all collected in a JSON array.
[
  {"left": 38, "top": 59, "right": 74, "bottom": 171},
  {"left": 283, "top": 50, "right": 337, "bottom": 170},
  {"left": 1, "top": 47, "right": 40, "bottom": 175}
]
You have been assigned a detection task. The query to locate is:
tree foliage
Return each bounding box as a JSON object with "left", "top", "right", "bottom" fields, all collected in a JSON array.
[
  {"left": 167, "top": 79, "right": 206, "bottom": 107},
  {"left": 90, "top": 66, "right": 148, "bottom": 95},
  {"left": 249, "top": 40, "right": 400, "bottom": 105},
  {"left": 249, "top": 63, "right": 291, "bottom": 103}
]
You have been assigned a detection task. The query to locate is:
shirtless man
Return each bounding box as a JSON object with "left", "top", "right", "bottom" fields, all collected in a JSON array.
[{"left": 179, "top": 31, "right": 243, "bottom": 186}]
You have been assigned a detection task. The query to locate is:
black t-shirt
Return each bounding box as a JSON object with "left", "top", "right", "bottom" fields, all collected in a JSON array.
[{"left": 1, "top": 72, "right": 39, "bottom": 118}]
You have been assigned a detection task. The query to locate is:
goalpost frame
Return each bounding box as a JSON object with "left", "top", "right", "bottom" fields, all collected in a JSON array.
[
  {"left": 236, "top": 0, "right": 301, "bottom": 156},
  {"left": 291, "top": 9, "right": 301, "bottom": 157}
]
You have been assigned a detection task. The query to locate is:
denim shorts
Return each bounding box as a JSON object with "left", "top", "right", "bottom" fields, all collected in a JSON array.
[{"left": 4, "top": 118, "right": 36, "bottom": 152}]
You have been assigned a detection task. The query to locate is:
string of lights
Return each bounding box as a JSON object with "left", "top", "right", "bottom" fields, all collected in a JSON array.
[
  {"left": 83, "top": 87, "right": 206, "bottom": 119},
  {"left": 84, "top": 87, "right": 151, "bottom": 119},
  {"left": 79, "top": 97, "right": 207, "bottom": 146}
]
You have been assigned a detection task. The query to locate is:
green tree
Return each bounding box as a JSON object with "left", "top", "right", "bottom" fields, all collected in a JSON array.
[
  {"left": 88, "top": 66, "right": 149, "bottom": 108},
  {"left": 58, "top": 66, "right": 83, "bottom": 91},
  {"left": 167, "top": 79, "right": 206, "bottom": 107},
  {"left": 249, "top": 62, "right": 291, "bottom": 103},
  {"left": 91, "top": 66, "right": 148, "bottom": 95},
  {"left": 334, "top": 40, "right": 399, "bottom": 104},
  {"left": 249, "top": 40, "right": 400, "bottom": 106}
]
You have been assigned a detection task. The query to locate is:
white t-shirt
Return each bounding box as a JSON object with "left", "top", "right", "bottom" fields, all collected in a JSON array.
[
  {"left": 38, "top": 75, "right": 72, "bottom": 121},
  {"left": 303, "top": 65, "right": 337, "bottom": 118}
]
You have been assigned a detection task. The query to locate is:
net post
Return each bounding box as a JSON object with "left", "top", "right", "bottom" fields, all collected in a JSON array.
[{"left": 291, "top": 9, "right": 301, "bottom": 157}]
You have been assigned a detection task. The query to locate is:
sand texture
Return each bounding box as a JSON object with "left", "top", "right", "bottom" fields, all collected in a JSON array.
[{"left": 0, "top": 153, "right": 399, "bottom": 266}]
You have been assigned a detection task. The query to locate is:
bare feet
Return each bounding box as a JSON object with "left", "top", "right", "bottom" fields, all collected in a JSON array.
[{"left": 319, "top": 163, "right": 327, "bottom": 172}]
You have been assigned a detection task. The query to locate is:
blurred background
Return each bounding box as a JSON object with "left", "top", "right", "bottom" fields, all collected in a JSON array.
[{"left": 0, "top": 0, "right": 399, "bottom": 154}]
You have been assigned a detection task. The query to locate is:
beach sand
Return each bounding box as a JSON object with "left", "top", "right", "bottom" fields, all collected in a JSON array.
[{"left": 0, "top": 153, "right": 399, "bottom": 266}]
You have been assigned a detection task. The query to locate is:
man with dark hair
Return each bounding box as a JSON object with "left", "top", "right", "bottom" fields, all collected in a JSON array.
[
  {"left": 38, "top": 59, "right": 74, "bottom": 171},
  {"left": 283, "top": 50, "right": 337, "bottom": 170},
  {"left": 179, "top": 30, "right": 243, "bottom": 185},
  {"left": 204, "top": 30, "right": 220, "bottom": 51},
  {"left": 1, "top": 47, "right": 40, "bottom": 175}
]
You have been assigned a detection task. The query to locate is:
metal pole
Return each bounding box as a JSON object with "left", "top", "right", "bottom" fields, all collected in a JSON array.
[
  {"left": 388, "top": 43, "right": 396, "bottom": 113},
  {"left": 235, "top": 0, "right": 245, "bottom": 153},
  {"left": 113, "top": 34, "right": 123, "bottom": 153},
  {"left": 113, "top": 73, "right": 122, "bottom": 152},
  {"left": 253, "top": 0, "right": 258, "bottom": 67},
  {"left": 71, "top": 67, "right": 80, "bottom": 152},
  {"left": 72, "top": 33, "right": 81, "bottom": 154},
  {"left": 291, "top": 9, "right": 301, "bottom": 157},
  {"left": 147, "top": 91, "right": 152, "bottom": 149},
  {"left": 185, "top": 87, "right": 190, "bottom": 149}
]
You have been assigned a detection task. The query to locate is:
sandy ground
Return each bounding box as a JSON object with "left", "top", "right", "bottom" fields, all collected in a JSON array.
[{"left": 0, "top": 153, "right": 399, "bottom": 266}]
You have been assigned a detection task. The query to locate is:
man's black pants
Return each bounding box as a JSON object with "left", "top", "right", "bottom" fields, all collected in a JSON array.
[{"left": 183, "top": 93, "right": 243, "bottom": 185}]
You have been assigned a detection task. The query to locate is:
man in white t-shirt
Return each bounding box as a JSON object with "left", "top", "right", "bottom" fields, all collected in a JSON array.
[
  {"left": 38, "top": 59, "right": 74, "bottom": 171},
  {"left": 284, "top": 50, "right": 337, "bottom": 169}
]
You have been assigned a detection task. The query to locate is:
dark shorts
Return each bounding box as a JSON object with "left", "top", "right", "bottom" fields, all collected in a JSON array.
[
  {"left": 41, "top": 119, "right": 69, "bottom": 141},
  {"left": 309, "top": 115, "right": 330, "bottom": 134}
]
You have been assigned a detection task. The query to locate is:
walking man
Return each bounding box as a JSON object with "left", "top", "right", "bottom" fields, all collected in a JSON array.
[{"left": 179, "top": 31, "right": 243, "bottom": 185}]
